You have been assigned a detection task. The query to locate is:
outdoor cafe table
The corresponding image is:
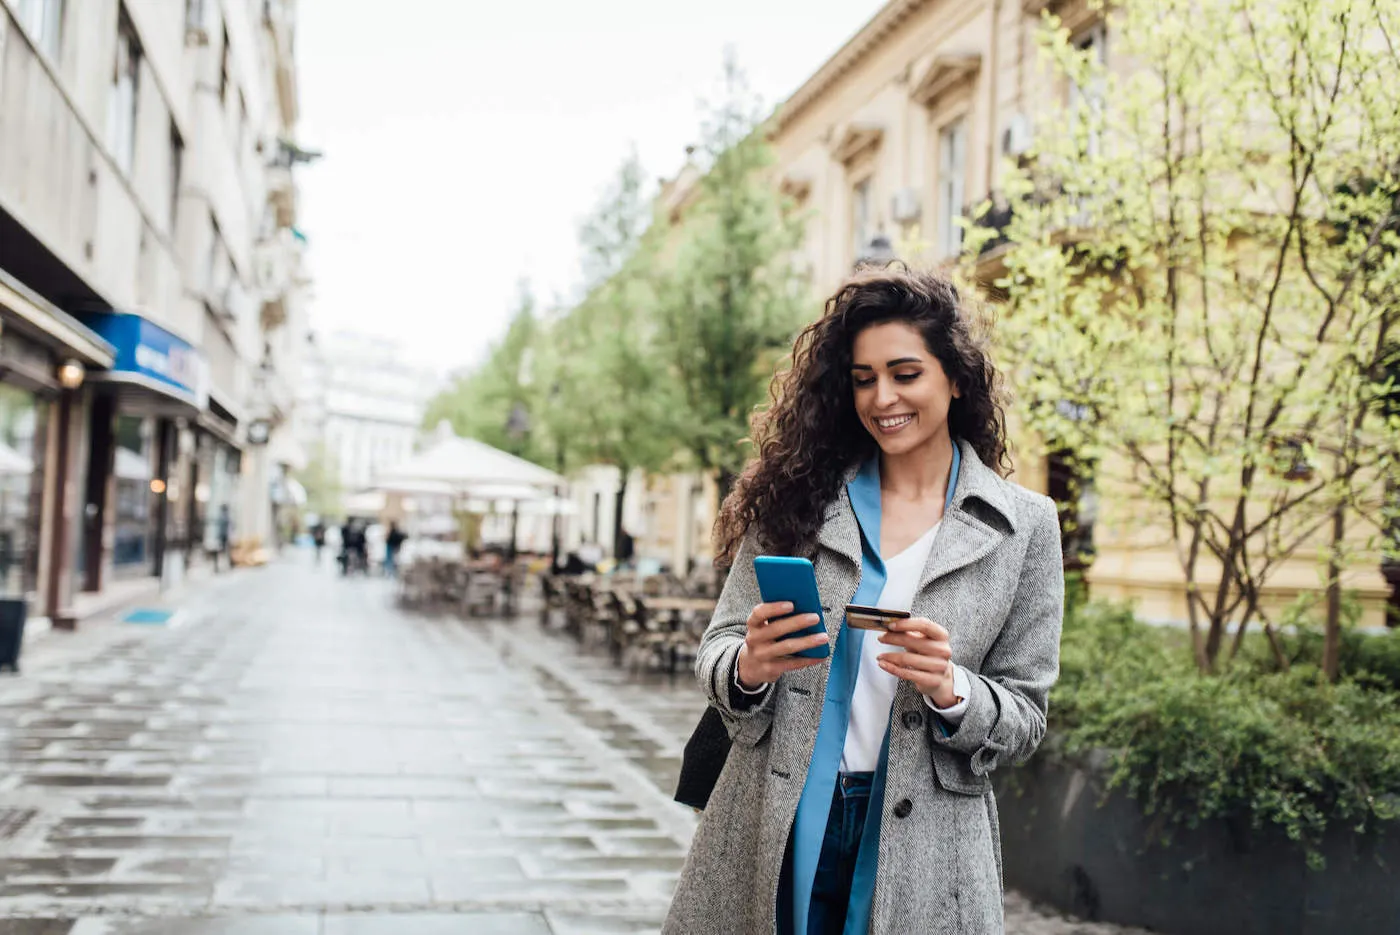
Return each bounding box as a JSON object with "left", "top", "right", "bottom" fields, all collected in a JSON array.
[
  {"left": 631, "top": 595, "right": 718, "bottom": 672},
  {"left": 639, "top": 596, "right": 718, "bottom": 614}
]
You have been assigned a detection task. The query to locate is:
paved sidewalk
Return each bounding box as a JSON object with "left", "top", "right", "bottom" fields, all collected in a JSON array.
[{"left": 0, "top": 559, "right": 1143, "bottom": 934}]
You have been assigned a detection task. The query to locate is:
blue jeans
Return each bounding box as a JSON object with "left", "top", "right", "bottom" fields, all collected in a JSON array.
[{"left": 780, "top": 771, "right": 874, "bottom": 935}]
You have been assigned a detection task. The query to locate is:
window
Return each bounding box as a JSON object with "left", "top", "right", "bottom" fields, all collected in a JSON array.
[
  {"left": 16, "top": 0, "right": 64, "bottom": 60},
  {"left": 937, "top": 118, "right": 968, "bottom": 258},
  {"left": 184, "top": 0, "right": 207, "bottom": 32},
  {"left": 169, "top": 122, "right": 184, "bottom": 233},
  {"left": 1069, "top": 23, "right": 1108, "bottom": 155},
  {"left": 105, "top": 8, "right": 140, "bottom": 176},
  {"left": 237, "top": 90, "right": 249, "bottom": 155},
  {"left": 219, "top": 25, "right": 230, "bottom": 104},
  {"left": 206, "top": 215, "right": 234, "bottom": 308},
  {"left": 851, "top": 177, "right": 873, "bottom": 264}
]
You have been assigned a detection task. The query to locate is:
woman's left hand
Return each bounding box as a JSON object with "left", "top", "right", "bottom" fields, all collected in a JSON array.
[{"left": 877, "top": 617, "right": 958, "bottom": 707}]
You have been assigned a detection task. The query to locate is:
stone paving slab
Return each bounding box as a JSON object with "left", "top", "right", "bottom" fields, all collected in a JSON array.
[{"left": 0, "top": 560, "right": 1147, "bottom": 934}]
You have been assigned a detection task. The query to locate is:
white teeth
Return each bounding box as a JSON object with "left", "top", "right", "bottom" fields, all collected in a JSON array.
[{"left": 877, "top": 415, "right": 914, "bottom": 428}]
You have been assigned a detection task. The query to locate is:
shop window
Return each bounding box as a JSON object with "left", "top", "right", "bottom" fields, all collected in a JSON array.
[
  {"left": 113, "top": 415, "right": 153, "bottom": 571},
  {"left": 0, "top": 385, "right": 48, "bottom": 599}
]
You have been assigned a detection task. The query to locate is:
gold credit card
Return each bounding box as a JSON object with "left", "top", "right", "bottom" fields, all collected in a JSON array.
[{"left": 845, "top": 604, "right": 912, "bottom": 631}]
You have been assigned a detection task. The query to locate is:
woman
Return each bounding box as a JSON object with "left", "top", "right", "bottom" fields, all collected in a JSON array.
[{"left": 665, "top": 268, "right": 1064, "bottom": 935}]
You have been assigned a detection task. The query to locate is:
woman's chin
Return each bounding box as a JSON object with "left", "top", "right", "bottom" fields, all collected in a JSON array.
[{"left": 873, "top": 433, "right": 920, "bottom": 456}]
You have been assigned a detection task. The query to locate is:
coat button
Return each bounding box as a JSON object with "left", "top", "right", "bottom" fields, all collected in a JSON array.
[
  {"left": 902, "top": 710, "right": 924, "bottom": 730},
  {"left": 893, "top": 798, "right": 913, "bottom": 819}
]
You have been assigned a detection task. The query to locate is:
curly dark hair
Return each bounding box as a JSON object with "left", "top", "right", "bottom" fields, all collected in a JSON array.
[{"left": 714, "top": 266, "right": 1012, "bottom": 569}]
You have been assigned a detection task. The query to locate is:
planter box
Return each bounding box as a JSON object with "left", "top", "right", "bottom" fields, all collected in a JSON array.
[{"left": 994, "top": 756, "right": 1400, "bottom": 935}]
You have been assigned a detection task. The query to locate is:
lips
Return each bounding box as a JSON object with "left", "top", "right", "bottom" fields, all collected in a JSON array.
[{"left": 875, "top": 414, "right": 914, "bottom": 432}]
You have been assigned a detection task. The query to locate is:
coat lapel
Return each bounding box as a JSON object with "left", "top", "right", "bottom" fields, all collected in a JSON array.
[
  {"left": 817, "top": 440, "right": 1018, "bottom": 592},
  {"left": 917, "top": 439, "right": 1016, "bottom": 592},
  {"left": 816, "top": 484, "right": 863, "bottom": 570}
]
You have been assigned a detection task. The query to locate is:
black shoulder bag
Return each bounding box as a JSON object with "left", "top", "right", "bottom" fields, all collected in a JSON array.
[{"left": 674, "top": 704, "right": 731, "bottom": 810}]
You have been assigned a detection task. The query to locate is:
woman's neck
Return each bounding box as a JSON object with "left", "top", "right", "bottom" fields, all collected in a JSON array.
[{"left": 879, "top": 433, "right": 955, "bottom": 504}]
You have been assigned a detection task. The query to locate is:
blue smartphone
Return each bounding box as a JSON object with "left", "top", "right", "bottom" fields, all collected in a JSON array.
[{"left": 752, "top": 556, "right": 830, "bottom": 659}]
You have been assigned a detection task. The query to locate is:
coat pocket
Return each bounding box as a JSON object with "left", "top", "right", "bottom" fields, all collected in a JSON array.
[{"left": 930, "top": 745, "right": 992, "bottom": 796}]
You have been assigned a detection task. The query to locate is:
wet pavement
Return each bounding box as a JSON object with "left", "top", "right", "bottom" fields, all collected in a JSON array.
[{"left": 0, "top": 559, "right": 1143, "bottom": 934}]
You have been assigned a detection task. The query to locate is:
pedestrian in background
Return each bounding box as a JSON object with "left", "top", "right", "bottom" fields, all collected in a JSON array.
[
  {"left": 215, "top": 504, "right": 232, "bottom": 572},
  {"left": 311, "top": 520, "right": 326, "bottom": 566},
  {"left": 384, "top": 522, "right": 407, "bottom": 577},
  {"left": 665, "top": 268, "right": 1065, "bottom": 935}
]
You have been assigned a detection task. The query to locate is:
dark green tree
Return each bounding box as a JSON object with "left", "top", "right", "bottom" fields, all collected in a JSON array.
[
  {"left": 655, "top": 55, "right": 808, "bottom": 499},
  {"left": 535, "top": 152, "right": 679, "bottom": 558}
]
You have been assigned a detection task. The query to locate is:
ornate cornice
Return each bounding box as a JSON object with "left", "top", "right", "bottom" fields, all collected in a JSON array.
[
  {"left": 776, "top": 0, "right": 931, "bottom": 133},
  {"left": 830, "top": 123, "right": 885, "bottom": 166},
  {"left": 910, "top": 53, "right": 982, "bottom": 106}
]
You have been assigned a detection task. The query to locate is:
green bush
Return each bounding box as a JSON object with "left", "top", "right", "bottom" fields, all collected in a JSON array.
[
  {"left": 1240, "top": 593, "right": 1400, "bottom": 690},
  {"left": 1045, "top": 597, "right": 1400, "bottom": 865}
]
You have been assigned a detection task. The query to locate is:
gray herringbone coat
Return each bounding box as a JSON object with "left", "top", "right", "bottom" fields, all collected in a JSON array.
[{"left": 665, "top": 440, "right": 1064, "bottom": 935}]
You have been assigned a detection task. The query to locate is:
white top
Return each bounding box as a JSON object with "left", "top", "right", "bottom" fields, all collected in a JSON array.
[{"left": 841, "top": 521, "right": 971, "bottom": 772}]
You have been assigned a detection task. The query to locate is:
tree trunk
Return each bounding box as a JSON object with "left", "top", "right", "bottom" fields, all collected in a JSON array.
[
  {"left": 612, "top": 470, "right": 630, "bottom": 561},
  {"left": 1323, "top": 501, "right": 1346, "bottom": 683}
]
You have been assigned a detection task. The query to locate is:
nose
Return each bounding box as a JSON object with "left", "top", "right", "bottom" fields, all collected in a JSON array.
[{"left": 874, "top": 375, "right": 900, "bottom": 409}]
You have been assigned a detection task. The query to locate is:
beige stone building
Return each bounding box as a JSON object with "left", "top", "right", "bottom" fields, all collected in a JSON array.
[{"left": 639, "top": 0, "right": 1395, "bottom": 627}]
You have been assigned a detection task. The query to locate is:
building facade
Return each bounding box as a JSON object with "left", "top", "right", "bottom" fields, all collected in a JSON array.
[
  {"left": 645, "top": 0, "right": 1393, "bottom": 625},
  {"left": 0, "top": 0, "right": 309, "bottom": 623},
  {"left": 295, "top": 331, "right": 438, "bottom": 504}
]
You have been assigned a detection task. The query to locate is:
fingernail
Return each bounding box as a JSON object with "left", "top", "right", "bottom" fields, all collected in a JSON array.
[
  {"left": 781, "top": 602, "right": 794, "bottom": 612},
  {"left": 816, "top": 634, "right": 829, "bottom": 642}
]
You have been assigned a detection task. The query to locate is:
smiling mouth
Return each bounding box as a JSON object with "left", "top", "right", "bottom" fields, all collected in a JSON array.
[{"left": 875, "top": 414, "right": 915, "bottom": 431}]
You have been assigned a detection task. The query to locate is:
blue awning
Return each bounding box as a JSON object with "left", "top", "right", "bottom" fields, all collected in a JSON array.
[{"left": 77, "top": 312, "right": 208, "bottom": 409}]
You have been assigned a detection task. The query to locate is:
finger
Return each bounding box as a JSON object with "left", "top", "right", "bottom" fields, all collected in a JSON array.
[
  {"left": 748, "top": 602, "right": 794, "bottom": 629},
  {"left": 889, "top": 617, "right": 949, "bottom": 641},
  {"left": 878, "top": 651, "right": 951, "bottom": 674},
  {"left": 878, "top": 658, "right": 944, "bottom": 691},
  {"left": 756, "top": 613, "right": 824, "bottom": 640},
  {"left": 877, "top": 632, "right": 952, "bottom": 658},
  {"left": 755, "top": 629, "right": 828, "bottom": 660},
  {"left": 771, "top": 654, "right": 828, "bottom": 673}
]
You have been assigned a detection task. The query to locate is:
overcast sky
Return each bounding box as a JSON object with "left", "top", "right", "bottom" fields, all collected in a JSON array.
[{"left": 295, "top": 0, "right": 886, "bottom": 378}]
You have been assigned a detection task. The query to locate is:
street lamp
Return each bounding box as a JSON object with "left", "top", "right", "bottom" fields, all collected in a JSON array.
[
  {"left": 855, "top": 234, "right": 898, "bottom": 271},
  {"left": 57, "top": 359, "right": 85, "bottom": 390}
]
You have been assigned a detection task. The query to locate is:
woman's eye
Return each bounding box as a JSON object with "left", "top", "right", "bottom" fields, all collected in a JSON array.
[
  {"left": 894, "top": 372, "right": 922, "bottom": 383},
  {"left": 853, "top": 377, "right": 875, "bottom": 388}
]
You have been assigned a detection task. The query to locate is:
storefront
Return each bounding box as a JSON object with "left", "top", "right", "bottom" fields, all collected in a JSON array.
[
  {"left": 0, "top": 269, "right": 115, "bottom": 628},
  {"left": 76, "top": 312, "right": 211, "bottom": 592}
]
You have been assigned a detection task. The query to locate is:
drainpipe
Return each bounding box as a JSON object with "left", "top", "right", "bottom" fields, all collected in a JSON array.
[{"left": 986, "top": 0, "right": 1003, "bottom": 200}]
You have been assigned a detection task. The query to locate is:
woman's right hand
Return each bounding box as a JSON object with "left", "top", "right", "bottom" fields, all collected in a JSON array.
[{"left": 735, "top": 601, "right": 830, "bottom": 689}]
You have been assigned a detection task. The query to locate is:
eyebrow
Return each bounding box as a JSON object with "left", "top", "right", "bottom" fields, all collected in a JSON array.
[{"left": 850, "top": 357, "right": 924, "bottom": 370}]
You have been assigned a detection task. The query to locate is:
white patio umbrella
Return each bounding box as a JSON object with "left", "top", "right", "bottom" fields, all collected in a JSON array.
[
  {"left": 374, "top": 425, "right": 567, "bottom": 558},
  {"left": 375, "top": 425, "right": 564, "bottom": 491}
]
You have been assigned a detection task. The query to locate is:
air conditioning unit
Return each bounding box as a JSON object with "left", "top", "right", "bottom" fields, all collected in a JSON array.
[
  {"left": 1002, "top": 113, "right": 1033, "bottom": 156},
  {"left": 891, "top": 188, "right": 922, "bottom": 225}
]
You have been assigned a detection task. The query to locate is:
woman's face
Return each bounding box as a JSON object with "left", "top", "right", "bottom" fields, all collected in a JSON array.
[{"left": 850, "top": 321, "right": 960, "bottom": 457}]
